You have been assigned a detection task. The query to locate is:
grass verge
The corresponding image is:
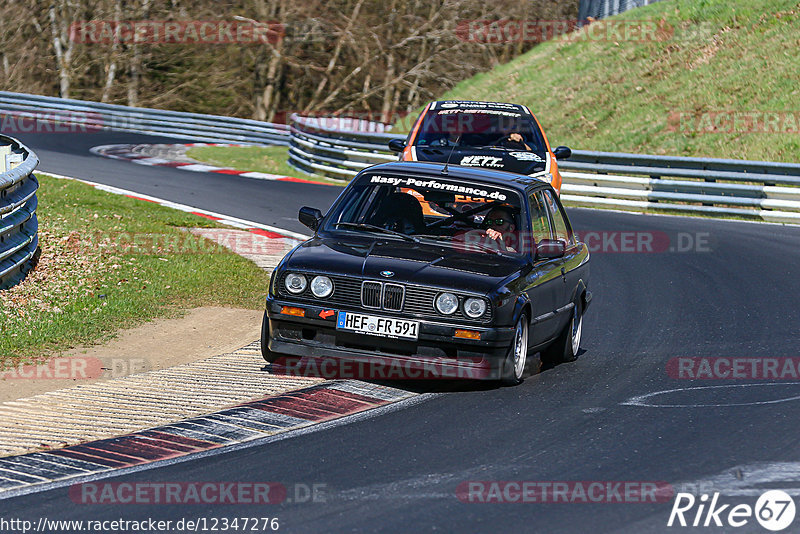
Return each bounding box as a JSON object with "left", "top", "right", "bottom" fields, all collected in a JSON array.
[
  {"left": 0, "top": 174, "right": 271, "bottom": 367},
  {"left": 186, "top": 145, "right": 346, "bottom": 186},
  {"left": 395, "top": 0, "right": 800, "bottom": 163}
]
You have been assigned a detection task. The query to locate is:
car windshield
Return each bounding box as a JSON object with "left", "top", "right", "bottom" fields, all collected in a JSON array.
[
  {"left": 415, "top": 110, "right": 546, "bottom": 153},
  {"left": 322, "top": 173, "right": 528, "bottom": 256}
]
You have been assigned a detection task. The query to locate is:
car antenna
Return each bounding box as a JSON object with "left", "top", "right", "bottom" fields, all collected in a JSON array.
[{"left": 441, "top": 134, "right": 462, "bottom": 176}]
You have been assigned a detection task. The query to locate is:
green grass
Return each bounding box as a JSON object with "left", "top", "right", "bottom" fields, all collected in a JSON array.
[
  {"left": 396, "top": 0, "right": 800, "bottom": 163},
  {"left": 0, "top": 175, "right": 271, "bottom": 367},
  {"left": 186, "top": 145, "right": 346, "bottom": 186}
]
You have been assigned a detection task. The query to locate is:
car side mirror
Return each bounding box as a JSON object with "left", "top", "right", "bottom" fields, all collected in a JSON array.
[
  {"left": 553, "top": 146, "right": 572, "bottom": 160},
  {"left": 298, "top": 206, "right": 323, "bottom": 231},
  {"left": 388, "top": 139, "right": 407, "bottom": 152},
  {"left": 536, "top": 239, "right": 566, "bottom": 260}
]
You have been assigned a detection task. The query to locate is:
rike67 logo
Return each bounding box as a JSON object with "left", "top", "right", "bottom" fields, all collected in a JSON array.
[{"left": 668, "top": 491, "right": 796, "bottom": 531}]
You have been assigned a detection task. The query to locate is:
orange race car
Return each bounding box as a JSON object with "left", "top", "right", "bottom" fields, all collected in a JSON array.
[{"left": 388, "top": 100, "right": 571, "bottom": 194}]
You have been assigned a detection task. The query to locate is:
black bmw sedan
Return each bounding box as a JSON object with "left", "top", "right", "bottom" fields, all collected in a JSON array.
[{"left": 261, "top": 161, "right": 590, "bottom": 385}]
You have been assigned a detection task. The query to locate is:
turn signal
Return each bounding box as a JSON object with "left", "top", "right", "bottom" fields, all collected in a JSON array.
[
  {"left": 455, "top": 329, "right": 481, "bottom": 340},
  {"left": 281, "top": 306, "right": 305, "bottom": 317}
]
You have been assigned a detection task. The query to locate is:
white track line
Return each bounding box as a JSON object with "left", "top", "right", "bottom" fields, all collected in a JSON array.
[{"left": 37, "top": 171, "right": 311, "bottom": 241}]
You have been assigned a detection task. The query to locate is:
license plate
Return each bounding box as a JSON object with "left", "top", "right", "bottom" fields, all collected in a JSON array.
[{"left": 336, "top": 312, "right": 419, "bottom": 340}]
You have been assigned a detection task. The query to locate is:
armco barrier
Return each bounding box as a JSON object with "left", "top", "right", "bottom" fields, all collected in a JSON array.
[
  {"left": 2, "top": 91, "right": 798, "bottom": 225},
  {"left": 288, "top": 115, "right": 396, "bottom": 179},
  {"left": 579, "top": 0, "right": 663, "bottom": 21},
  {"left": 288, "top": 114, "right": 800, "bottom": 224},
  {"left": 0, "top": 91, "right": 290, "bottom": 145},
  {"left": 0, "top": 134, "right": 39, "bottom": 290}
]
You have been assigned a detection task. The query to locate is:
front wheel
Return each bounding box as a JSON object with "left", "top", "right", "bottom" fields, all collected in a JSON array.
[
  {"left": 501, "top": 315, "right": 529, "bottom": 386},
  {"left": 541, "top": 299, "right": 583, "bottom": 367},
  {"left": 261, "top": 311, "right": 280, "bottom": 363}
]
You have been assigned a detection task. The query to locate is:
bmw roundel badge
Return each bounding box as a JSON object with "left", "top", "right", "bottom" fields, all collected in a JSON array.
[{"left": 380, "top": 270, "right": 394, "bottom": 278}]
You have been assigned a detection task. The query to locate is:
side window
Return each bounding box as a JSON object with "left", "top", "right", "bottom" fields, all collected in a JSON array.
[
  {"left": 542, "top": 190, "right": 574, "bottom": 245},
  {"left": 528, "top": 191, "right": 552, "bottom": 244}
]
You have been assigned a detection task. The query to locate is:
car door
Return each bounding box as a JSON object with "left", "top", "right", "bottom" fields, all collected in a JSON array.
[
  {"left": 523, "top": 189, "right": 563, "bottom": 343},
  {"left": 541, "top": 188, "right": 584, "bottom": 329}
]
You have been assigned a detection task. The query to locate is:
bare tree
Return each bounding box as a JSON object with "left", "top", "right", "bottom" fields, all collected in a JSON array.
[
  {"left": 100, "top": 0, "right": 123, "bottom": 102},
  {"left": 49, "top": 1, "right": 80, "bottom": 98},
  {"left": 0, "top": 0, "right": 579, "bottom": 121}
]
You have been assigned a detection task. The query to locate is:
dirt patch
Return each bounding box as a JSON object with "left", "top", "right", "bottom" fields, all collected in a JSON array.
[{"left": 0, "top": 307, "right": 263, "bottom": 402}]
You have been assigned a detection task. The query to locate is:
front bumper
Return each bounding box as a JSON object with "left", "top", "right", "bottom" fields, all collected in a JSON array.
[{"left": 265, "top": 296, "right": 515, "bottom": 380}]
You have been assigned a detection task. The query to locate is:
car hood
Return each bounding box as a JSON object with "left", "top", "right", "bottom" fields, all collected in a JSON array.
[
  {"left": 284, "top": 236, "right": 525, "bottom": 294},
  {"left": 412, "top": 146, "right": 548, "bottom": 175}
]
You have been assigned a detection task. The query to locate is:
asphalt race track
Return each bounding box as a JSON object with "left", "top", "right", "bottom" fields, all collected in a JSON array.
[
  {"left": 17, "top": 131, "right": 337, "bottom": 235},
  {"left": 4, "top": 131, "right": 800, "bottom": 533}
]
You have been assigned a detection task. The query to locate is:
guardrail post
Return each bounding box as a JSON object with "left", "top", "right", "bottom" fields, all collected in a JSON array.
[{"left": 0, "top": 144, "right": 9, "bottom": 173}]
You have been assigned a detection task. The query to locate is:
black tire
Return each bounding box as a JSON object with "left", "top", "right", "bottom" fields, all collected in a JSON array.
[
  {"left": 501, "top": 314, "right": 529, "bottom": 386},
  {"left": 540, "top": 298, "right": 583, "bottom": 367},
  {"left": 260, "top": 311, "right": 281, "bottom": 363}
]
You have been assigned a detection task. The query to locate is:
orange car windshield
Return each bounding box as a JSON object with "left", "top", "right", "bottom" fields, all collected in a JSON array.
[{"left": 416, "top": 111, "right": 546, "bottom": 152}]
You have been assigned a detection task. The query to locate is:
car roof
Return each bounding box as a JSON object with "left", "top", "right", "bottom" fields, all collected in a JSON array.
[
  {"left": 357, "top": 161, "right": 549, "bottom": 190},
  {"left": 429, "top": 100, "right": 532, "bottom": 116}
]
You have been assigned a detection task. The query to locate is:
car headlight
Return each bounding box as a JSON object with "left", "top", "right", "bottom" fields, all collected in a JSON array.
[
  {"left": 435, "top": 292, "right": 459, "bottom": 315},
  {"left": 284, "top": 273, "right": 307, "bottom": 294},
  {"left": 464, "top": 297, "right": 487, "bottom": 318},
  {"left": 310, "top": 275, "right": 333, "bottom": 298}
]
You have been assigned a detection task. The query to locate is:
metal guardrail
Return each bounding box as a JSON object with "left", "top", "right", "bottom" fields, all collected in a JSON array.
[
  {"left": 288, "top": 115, "right": 396, "bottom": 179},
  {"left": 0, "top": 91, "right": 290, "bottom": 146},
  {"left": 288, "top": 114, "right": 800, "bottom": 224},
  {"left": 1, "top": 92, "right": 798, "bottom": 225},
  {"left": 0, "top": 135, "right": 39, "bottom": 290},
  {"left": 579, "top": 0, "right": 662, "bottom": 21}
]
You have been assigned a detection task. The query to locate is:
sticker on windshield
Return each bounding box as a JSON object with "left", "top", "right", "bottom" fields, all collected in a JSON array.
[
  {"left": 369, "top": 175, "right": 508, "bottom": 201},
  {"left": 437, "top": 109, "right": 521, "bottom": 117},
  {"left": 439, "top": 101, "right": 518, "bottom": 109},
  {"left": 459, "top": 155, "right": 504, "bottom": 168},
  {"left": 509, "top": 152, "right": 545, "bottom": 162}
]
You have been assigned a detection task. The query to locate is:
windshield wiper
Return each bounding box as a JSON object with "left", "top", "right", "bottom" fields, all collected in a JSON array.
[
  {"left": 413, "top": 234, "right": 457, "bottom": 246},
  {"left": 459, "top": 239, "right": 505, "bottom": 256},
  {"left": 415, "top": 234, "right": 505, "bottom": 256},
  {"left": 472, "top": 145, "right": 516, "bottom": 151},
  {"left": 413, "top": 234, "right": 449, "bottom": 240},
  {"left": 333, "top": 222, "right": 420, "bottom": 243}
]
